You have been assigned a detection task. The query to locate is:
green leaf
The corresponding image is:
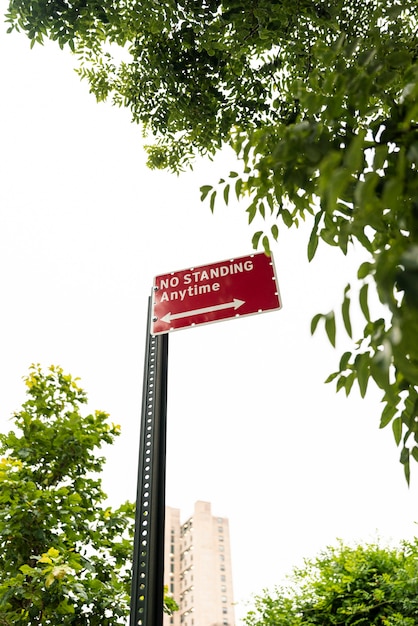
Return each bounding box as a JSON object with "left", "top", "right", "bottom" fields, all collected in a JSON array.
[
  {"left": 307, "top": 211, "right": 323, "bottom": 261},
  {"left": 252, "top": 231, "right": 263, "bottom": 249},
  {"left": 209, "top": 190, "right": 217, "bottom": 213},
  {"left": 235, "top": 178, "right": 243, "bottom": 199},
  {"left": 311, "top": 313, "right": 324, "bottom": 335},
  {"left": 392, "top": 351, "right": 418, "bottom": 386},
  {"left": 307, "top": 228, "right": 319, "bottom": 262},
  {"left": 271, "top": 224, "right": 279, "bottom": 241},
  {"left": 370, "top": 352, "right": 390, "bottom": 390},
  {"left": 324, "top": 371, "right": 339, "bottom": 383},
  {"left": 404, "top": 456, "right": 411, "bottom": 485},
  {"left": 355, "top": 229, "right": 374, "bottom": 253},
  {"left": 392, "top": 416, "right": 402, "bottom": 446},
  {"left": 339, "top": 351, "right": 352, "bottom": 371},
  {"left": 262, "top": 235, "right": 271, "bottom": 255},
  {"left": 359, "top": 283, "right": 370, "bottom": 322},
  {"left": 342, "top": 286, "right": 352, "bottom": 338},
  {"left": 344, "top": 372, "right": 355, "bottom": 396},
  {"left": 200, "top": 185, "right": 213, "bottom": 201},
  {"left": 223, "top": 183, "right": 230, "bottom": 206},
  {"left": 325, "top": 312, "right": 336, "bottom": 347},
  {"left": 247, "top": 202, "right": 257, "bottom": 224},
  {"left": 400, "top": 445, "right": 410, "bottom": 464},
  {"left": 281, "top": 209, "right": 293, "bottom": 228},
  {"left": 357, "top": 262, "right": 373, "bottom": 280},
  {"left": 336, "top": 375, "right": 347, "bottom": 392},
  {"left": 355, "top": 352, "right": 370, "bottom": 398},
  {"left": 380, "top": 403, "right": 398, "bottom": 429}
]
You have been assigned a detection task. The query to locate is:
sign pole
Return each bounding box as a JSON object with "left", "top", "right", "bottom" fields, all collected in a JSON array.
[
  {"left": 129, "top": 252, "right": 281, "bottom": 623},
  {"left": 130, "top": 296, "right": 169, "bottom": 626}
]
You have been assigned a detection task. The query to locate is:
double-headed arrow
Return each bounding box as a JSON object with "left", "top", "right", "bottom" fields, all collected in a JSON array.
[{"left": 160, "top": 298, "right": 245, "bottom": 325}]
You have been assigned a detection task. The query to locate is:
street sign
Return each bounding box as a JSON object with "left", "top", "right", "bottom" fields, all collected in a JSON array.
[
  {"left": 133, "top": 253, "right": 281, "bottom": 622},
  {"left": 152, "top": 252, "right": 281, "bottom": 335}
]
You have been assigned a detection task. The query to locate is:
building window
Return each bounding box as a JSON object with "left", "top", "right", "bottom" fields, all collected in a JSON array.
[
  {"left": 222, "top": 607, "right": 228, "bottom": 615},
  {"left": 222, "top": 595, "right": 227, "bottom": 603}
]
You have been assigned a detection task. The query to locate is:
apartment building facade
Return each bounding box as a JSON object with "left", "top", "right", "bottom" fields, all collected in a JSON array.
[{"left": 164, "top": 501, "right": 235, "bottom": 626}]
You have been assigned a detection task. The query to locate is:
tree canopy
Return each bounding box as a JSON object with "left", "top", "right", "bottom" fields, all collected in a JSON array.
[
  {"left": 0, "top": 365, "right": 178, "bottom": 624},
  {"left": 0, "top": 364, "right": 134, "bottom": 624},
  {"left": 244, "top": 539, "right": 418, "bottom": 626},
  {"left": 4, "top": 0, "right": 418, "bottom": 477}
]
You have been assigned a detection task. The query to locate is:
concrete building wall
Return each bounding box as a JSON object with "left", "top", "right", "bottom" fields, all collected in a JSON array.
[
  {"left": 163, "top": 501, "right": 235, "bottom": 626},
  {"left": 164, "top": 506, "right": 181, "bottom": 626}
]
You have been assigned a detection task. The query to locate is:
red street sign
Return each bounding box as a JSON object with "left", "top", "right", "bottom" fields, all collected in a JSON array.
[{"left": 151, "top": 252, "right": 281, "bottom": 335}]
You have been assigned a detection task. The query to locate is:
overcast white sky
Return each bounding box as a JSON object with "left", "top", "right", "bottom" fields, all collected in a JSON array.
[{"left": 1, "top": 24, "right": 418, "bottom": 623}]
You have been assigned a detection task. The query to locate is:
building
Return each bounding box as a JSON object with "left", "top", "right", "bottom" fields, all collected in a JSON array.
[{"left": 164, "top": 501, "right": 235, "bottom": 626}]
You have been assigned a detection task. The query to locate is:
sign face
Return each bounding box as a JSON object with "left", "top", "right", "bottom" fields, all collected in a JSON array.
[{"left": 152, "top": 252, "right": 281, "bottom": 335}]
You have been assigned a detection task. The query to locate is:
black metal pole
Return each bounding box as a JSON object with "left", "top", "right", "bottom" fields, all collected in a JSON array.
[{"left": 130, "top": 297, "right": 169, "bottom": 626}]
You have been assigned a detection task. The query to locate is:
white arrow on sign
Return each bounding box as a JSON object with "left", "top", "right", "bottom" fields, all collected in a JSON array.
[{"left": 160, "top": 299, "right": 245, "bottom": 325}]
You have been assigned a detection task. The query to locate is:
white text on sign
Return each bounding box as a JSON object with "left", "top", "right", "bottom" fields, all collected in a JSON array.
[{"left": 157, "top": 259, "right": 254, "bottom": 302}]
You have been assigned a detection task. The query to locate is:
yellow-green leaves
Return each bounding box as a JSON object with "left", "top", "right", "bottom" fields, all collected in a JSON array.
[
  {"left": 0, "top": 366, "right": 134, "bottom": 622},
  {"left": 31, "top": 548, "right": 75, "bottom": 588},
  {"left": 45, "top": 565, "right": 73, "bottom": 588}
]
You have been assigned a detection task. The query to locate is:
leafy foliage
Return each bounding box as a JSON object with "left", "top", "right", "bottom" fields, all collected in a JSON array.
[
  {"left": 0, "top": 364, "right": 134, "bottom": 624},
  {"left": 0, "top": 365, "right": 179, "bottom": 624},
  {"left": 244, "top": 540, "right": 418, "bottom": 626},
  {"left": 4, "top": 0, "right": 418, "bottom": 476}
]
